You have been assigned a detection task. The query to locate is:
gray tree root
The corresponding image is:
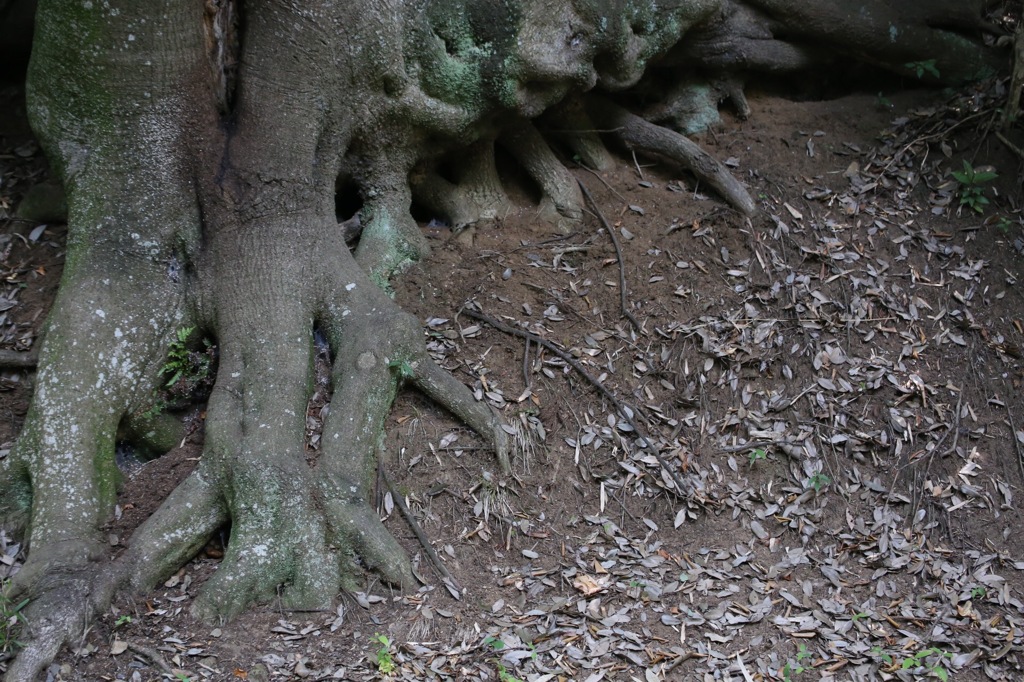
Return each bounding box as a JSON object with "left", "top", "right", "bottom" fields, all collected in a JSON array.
[
  {"left": 501, "top": 121, "right": 585, "bottom": 226},
  {"left": 3, "top": 570, "right": 118, "bottom": 682},
  {"left": 586, "top": 96, "right": 757, "bottom": 216},
  {"left": 544, "top": 98, "right": 617, "bottom": 172},
  {"left": 355, "top": 184, "right": 430, "bottom": 287},
  {"left": 644, "top": 77, "right": 751, "bottom": 135},
  {"left": 410, "top": 139, "right": 513, "bottom": 229},
  {"left": 0, "top": 350, "right": 37, "bottom": 369},
  {"left": 6, "top": 0, "right": 1006, "bottom": 679}
]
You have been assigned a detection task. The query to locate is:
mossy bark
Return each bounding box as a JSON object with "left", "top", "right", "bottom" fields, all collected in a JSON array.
[{"left": 2, "top": 0, "right": 1001, "bottom": 679}]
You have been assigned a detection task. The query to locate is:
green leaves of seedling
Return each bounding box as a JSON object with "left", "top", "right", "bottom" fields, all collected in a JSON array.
[
  {"left": 373, "top": 633, "right": 396, "bottom": 675},
  {"left": 0, "top": 589, "right": 29, "bottom": 655},
  {"left": 905, "top": 59, "right": 940, "bottom": 79},
  {"left": 952, "top": 160, "right": 998, "bottom": 214}
]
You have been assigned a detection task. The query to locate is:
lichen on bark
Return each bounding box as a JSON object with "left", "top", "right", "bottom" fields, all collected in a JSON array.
[{"left": 1, "top": 0, "right": 1003, "bottom": 679}]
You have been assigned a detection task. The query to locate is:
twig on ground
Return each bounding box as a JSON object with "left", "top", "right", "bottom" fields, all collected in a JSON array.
[
  {"left": 630, "top": 150, "right": 644, "bottom": 180},
  {"left": 943, "top": 392, "right": 963, "bottom": 460},
  {"left": 1003, "top": 22, "right": 1023, "bottom": 131},
  {"left": 1004, "top": 400, "right": 1024, "bottom": 484},
  {"left": 996, "top": 131, "right": 1024, "bottom": 160},
  {"left": 0, "top": 349, "right": 38, "bottom": 369},
  {"left": 380, "top": 467, "right": 464, "bottom": 593},
  {"left": 462, "top": 307, "right": 702, "bottom": 502},
  {"left": 522, "top": 336, "right": 532, "bottom": 391},
  {"left": 578, "top": 164, "right": 628, "bottom": 204},
  {"left": 716, "top": 440, "right": 802, "bottom": 454},
  {"left": 577, "top": 178, "right": 642, "bottom": 332},
  {"left": 126, "top": 641, "right": 175, "bottom": 677}
]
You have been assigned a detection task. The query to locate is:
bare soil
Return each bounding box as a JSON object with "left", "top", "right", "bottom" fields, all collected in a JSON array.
[{"left": 3, "top": 79, "right": 1024, "bottom": 682}]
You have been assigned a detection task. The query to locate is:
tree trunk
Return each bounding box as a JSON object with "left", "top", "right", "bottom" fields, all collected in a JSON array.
[{"left": 1, "top": 0, "right": 1003, "bottom": 679}]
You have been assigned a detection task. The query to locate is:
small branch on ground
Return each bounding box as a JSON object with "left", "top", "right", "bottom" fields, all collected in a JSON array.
[
  {"left": 126, "top": 641, "right": 175, "bottom": 677},
  {"left": 0, "top": 349, "right": 38, "bottom": 369},
  {"left": 577, "top": 178, "right": 641, "bottom": 332},
  {"left": 379, "top": 467, "right": 464, "bottom": 594},
  {"left": 996, "top": 131, "right": 1024, "bottom": 160},
  {"left": 462, "top": 308, "right": 702, "bottom": 502},
  {"left": 1003, "top": 22, "right": 1023, "bottom": 131},
  {"left": 522, "top": 336, "right": 532, "bottom": 391},
  {"left": 1004, "top": 399, "right": 1024, "bottom": 484}
]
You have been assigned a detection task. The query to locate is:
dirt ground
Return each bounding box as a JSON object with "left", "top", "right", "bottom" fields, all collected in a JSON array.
[{"left": 3, "top": 74, "right": 1024, "bottom": 681}]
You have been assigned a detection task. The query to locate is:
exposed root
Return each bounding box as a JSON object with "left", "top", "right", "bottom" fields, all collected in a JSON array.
[
  {"left": 0, "top": 440, "right": 30, "bottom": 539},
  {"left": 120, "top": 409, "right": 187, "bottom": 457},
  {"left": 410, "top": 139, "right": 513, "bottom": 229},
  {"left": 543, "top": 98, "right": 616, "bottom": 171},
  {"left": 577, "top": 178, "right": 642, "bottom": 332},
  {"left": 644, "top": 77, "right": 750, "bottom": 135},
  {"left": 0, "top": 350, "right": 37, "bottom": 369},
  {"left": 1005, "top": 21, "right": 1024, "bottom": 130},
  {"left": 125, "top": 641, "right": 175, "bottom": 677},
  {"left": 586, "top": 95, "right": 757, "bottom": 216},
  {"left": 4, "top": 568, "right": 122, "bottom": 682},
  {"left": 500, "top": 121, "right": 584, "bottom": 227},
  {"left": 354, "top": 165, "right": 429, "bottom": 285},
  {"left": 462, "top": 308, "right": 700, "bottom": 500},
  {"left": 381, "top": 466, "right": 462, "bottom": 593},
  {"left": 121, "top": 471, "right": 226, "bottom": 593}
]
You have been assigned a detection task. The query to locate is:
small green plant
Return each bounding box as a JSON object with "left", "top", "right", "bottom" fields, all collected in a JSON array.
[
  {"left": 995, "top": 217, "right": 1015, "bottom": 234},
  {"left": 152, "top": 326, "right": 216, "bottom": 411},
  {"left": 0, "top": 589, "right": 29, "bottom": 655},
  {"left": 388, "top": 359, "right": 414, "bottom": 381},
  {"left": 876, "top": 92, "right": 894, "bottom": 110},
  {"left": 952, "top": 160, "right": 998, "bottom": 214},
  {"left": 906, "top": 59, "right": 940, "bottom": 79},
  {"left": 113, "top": 614, "right": 132, "bottom": 628},
  {"left": 851, "top": 611, "right": 869, "bottom": 623},
  {"left": 970, "top": 586, "right": 987, "bottom": 600},
  {"left": 372, "top": 633, "right": 396, "bottom": 675},
  {"left": 806, "top": 472, "right": 831, "bottom": 493},
  {"left": 497, "top": 663, "right": 524, "bottom": 682},
  {"left": 162, "top": 326, "right": 200, "bottom": 387},
  {"left": 485, "top": 637, "right": 526, "bottom": 682},
  {"left": 871, "top": 645, "right": 893, "bottom": 665},
  {"left": 898, "top": 647, "right": 953, "bottom": 681},
  {"left": 748, "top": 447, "right": 767, "bottom": 465},
  {"left": 782, "top": 644, "right": 813, "bottom": 680}
]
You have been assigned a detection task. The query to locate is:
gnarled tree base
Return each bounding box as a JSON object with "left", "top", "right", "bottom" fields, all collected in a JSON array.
[{"left": 2, "top": 0, "right": 1006, "bottom": 679}]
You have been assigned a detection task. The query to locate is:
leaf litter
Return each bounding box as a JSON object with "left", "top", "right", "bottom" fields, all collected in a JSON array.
[{"left": 4, "top": 85, "right": 1024, "bottom": 681}]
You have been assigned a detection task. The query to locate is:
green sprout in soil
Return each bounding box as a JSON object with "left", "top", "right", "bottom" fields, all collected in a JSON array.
[
  {"left": 806, "top": 472, "right": 831, "bottom": 493},
  {"left": 373, "top": 633, "right": 396, "bottom": 675},
  {"left": 952, "top": 160, "right": 998, "bottom": 214},
  {"left": 782, "top": 643, "right": 813, "bottom": 680},
  {"left": 906, "top": 59, "right": 940, "bottom": 79},
  {"left": 497, "top": 663, "right": 524, "bottom": 682},
  {"left": 484, "top": 637, "right": 525, "bottom": 682},
  {"left": 0, "top": 588, "right": 29, "bottom": 656},
  {"left": 898, "top": 647, "right": 954, "bottom": 681}
]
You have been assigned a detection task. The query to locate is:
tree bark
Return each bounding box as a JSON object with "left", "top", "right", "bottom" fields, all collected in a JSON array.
[{"left": 1, "top": 0, "right": 1003, "bottom": 679}]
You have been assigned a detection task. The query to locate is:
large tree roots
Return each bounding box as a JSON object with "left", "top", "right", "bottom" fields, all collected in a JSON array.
[
  {"left": 5, "top": 0, "right": 1007, "bottom": 678},
  {"left": 2, "top": 213, "right": 510, "bottom": 680}
]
